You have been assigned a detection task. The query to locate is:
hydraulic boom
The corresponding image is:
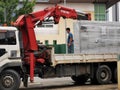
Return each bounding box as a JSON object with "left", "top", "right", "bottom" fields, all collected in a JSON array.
[{"left": 14, "top": 5, "right": 91, "bottom": 82}]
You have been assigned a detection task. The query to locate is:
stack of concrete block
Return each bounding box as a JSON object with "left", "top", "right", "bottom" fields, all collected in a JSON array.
[{"left": 74, "top": 20, "right": 120, "bottom": 54}]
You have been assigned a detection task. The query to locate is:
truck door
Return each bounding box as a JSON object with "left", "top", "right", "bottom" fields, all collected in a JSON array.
[{"left": 0, "top": 30, "right": 20, "bottom": 59}]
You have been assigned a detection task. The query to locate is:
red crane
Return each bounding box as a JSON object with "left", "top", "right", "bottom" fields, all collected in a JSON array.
[{"left": 14, "top": 5, "right": 91, "bottom": 82}]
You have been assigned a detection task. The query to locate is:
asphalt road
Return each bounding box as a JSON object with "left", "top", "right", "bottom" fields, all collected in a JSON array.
[{"left": 19, "top": 77, "right": 118, "bottom": 90}]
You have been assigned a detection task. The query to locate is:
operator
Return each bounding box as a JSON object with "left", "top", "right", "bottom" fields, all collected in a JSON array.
[{"left": 66, "top": 27, "right": 74, "bottom": 53}]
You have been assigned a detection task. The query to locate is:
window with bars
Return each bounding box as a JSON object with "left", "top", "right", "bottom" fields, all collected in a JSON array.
[{"left": 94, "top": 4, "right": 106, "bottom": 21}]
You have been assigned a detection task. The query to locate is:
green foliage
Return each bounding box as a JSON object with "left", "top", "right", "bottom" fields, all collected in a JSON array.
[
  {"left": 0, "top": 0, "right": 36, "bottom": 25},
  {"left": 0, "top": 7, "right": 4, "bottom": 25},
  {"left": 15, "top": 0, "right": 36, "bottom": 21},
  {"left": 0, "top": 0, "right": 18, "bottom": 25}
]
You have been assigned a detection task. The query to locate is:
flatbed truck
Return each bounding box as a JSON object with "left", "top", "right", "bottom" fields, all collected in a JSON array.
[{"left": 0, "top": 5, "right": 118, "bottom": 90}]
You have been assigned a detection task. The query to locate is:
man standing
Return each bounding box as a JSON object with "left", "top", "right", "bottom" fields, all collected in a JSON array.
[{"left": 66, "top": 27, "right": 74, "bottom": 53}]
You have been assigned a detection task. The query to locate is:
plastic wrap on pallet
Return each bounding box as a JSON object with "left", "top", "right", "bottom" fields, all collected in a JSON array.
[{"left": 74, "top": 21, "right": 120, "bottom": 54}]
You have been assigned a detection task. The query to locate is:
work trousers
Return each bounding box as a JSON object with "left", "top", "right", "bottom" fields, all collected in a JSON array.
[{"left": 68, "top": 43, "right": 74, "bottom": 53}]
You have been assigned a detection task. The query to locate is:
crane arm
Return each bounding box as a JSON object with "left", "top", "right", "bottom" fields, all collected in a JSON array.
[
  {"left": 14, "top": 5, "right": 91, "bottom": 82},
  {"left": 14, "top": 5, "right": 78, "bottom": 26}
]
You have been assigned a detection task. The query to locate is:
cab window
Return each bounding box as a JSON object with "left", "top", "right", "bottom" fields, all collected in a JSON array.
[{"left": 0, "top": 30, "right": 16, "bottom": 45}]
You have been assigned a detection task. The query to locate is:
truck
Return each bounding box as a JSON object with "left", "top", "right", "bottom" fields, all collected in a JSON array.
[{"left": 0, "top": 5, "right": 118, "bottom": 90}]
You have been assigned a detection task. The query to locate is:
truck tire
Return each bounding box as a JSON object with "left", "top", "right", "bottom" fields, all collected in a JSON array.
[
  {"left": 96, "top": 65, "right": 112, "bottom": 84},
  {"left": 0, "top": 69, "right": 21, "bottom": 90},
  {"left": 71, "top": 75, "right": 88, "bottom": 84},
  {"left": 112, "top": 68, "right": 117, "bottom": 83}
]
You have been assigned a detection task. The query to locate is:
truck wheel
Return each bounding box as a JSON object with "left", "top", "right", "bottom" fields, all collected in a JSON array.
[
  {"left": 96, "top": 65, "right": 112, "bottom": 84},
  {"left": 112, "top": 68, "right": 117, "bottom": 83},
  {"left": 71, "top": 75, "right": 88, "bottom": 84},
  {"left": 0, "top": 69, "right": 21, "bottom": 90}
]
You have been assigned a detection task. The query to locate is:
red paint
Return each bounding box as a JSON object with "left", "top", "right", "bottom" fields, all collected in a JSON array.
[
  {"left": 30, "top": 53, "right": 35, "bottom": 82},
  {"left": 37, "top": 58, "right": 45, "bottom": 64}
]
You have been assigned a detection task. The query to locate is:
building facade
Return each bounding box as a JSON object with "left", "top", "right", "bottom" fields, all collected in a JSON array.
[
  {"left": 33, "top": 1, "right": 119, "bottom": 53},
  {"left": 107, "top": 1, "right": 120, "bottom": 21}
]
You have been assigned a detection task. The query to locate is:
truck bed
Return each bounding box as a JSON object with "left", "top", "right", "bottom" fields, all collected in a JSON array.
[{"left": 52, "top": 53, "right": 117, "bottom": 66}]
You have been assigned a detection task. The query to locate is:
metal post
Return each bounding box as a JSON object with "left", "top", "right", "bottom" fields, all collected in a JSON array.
[
  {"left": 64, "top": 0, "right": 68, "bottom": 54},
  {"left": 112, "top": 3, "right": 119, "bottom": 21},
  {"left": 116, "top": 2, "right": 120, "bottom": 90},
  {"left": 4, "top": 8, "right": 7, "bottom": 23},
  {"left": 118, "top": 55, "right": 120, "bottom": 90},
  {"left": 30, "top": 53, "right": 34, "bottom": 83},
  {"left": 64, "top": 0, "right": 66, "bottom": 6}
]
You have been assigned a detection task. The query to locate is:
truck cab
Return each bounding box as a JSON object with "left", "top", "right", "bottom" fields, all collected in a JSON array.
[
  {"left": 0, "top": 27, "right": 21, "bottom": 57},
  {"left": 0, "top": 27, "right": 22, "bottom": 90}
]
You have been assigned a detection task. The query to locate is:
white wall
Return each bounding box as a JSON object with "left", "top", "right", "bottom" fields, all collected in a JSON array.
[
  {"left": 107, "top": 7, "right": 113, "bottom": 21},
  {"left": 117, "top": 2, "right": 120, "bottom": 21},
  {"left": 107, "top": 2, "right": 120, "bottom": 21},
  {"left": 33, "top": 3, "right": 94, "bottom": 12}
]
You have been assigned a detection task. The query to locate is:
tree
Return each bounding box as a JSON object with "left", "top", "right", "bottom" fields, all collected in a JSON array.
[
  {"left": 15, "top": 0, "right": 36, "bottom": 22},
  {"left": 0, "top": 0, "right": 35, "bottom": 25},
  {"left": 0, "top": 0, "right": 18, "bottom": 25}
]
